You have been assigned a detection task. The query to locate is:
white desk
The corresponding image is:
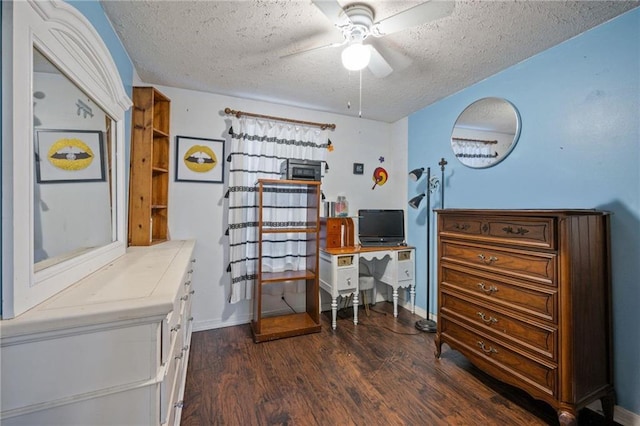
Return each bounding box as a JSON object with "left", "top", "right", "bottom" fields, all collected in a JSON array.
[{"left": 319, "top": 245, "right": 415, "bottom": 329}]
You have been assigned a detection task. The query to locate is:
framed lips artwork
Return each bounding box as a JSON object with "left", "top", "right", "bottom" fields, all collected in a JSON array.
[
  {"left": 175, "top": 136, "right": 225, "bottom": 183},
  {"left": 35, "top": 129, "right": 106, "bottom": 183}
]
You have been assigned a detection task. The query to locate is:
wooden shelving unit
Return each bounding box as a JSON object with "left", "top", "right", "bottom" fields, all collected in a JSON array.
[
  {"left": 128, "top": 87, "right": 171, "bottom": 246},
  {"left": 251, "top": 179, "right": 322, "bottom": 342}
]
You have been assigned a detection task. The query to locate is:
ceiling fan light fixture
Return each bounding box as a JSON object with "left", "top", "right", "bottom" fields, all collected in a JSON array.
[{"left": 341, "top": 42, "right": 371, "bottom": 71}]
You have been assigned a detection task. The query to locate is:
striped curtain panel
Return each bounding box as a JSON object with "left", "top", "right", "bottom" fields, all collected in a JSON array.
[
  {"left": 451, "top": 139, "right": 498, "bottom": 168},
  {"left": 227, "top": 116, "right": 327, "bottom": 303}
]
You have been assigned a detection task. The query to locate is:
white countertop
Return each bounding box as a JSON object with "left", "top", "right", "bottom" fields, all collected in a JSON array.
[{"left": 0, "top": 240, "right": 196, "bottom": 340}]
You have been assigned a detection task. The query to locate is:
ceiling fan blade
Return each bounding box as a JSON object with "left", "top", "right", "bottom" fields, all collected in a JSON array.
[
  {"left": 368, "top": 38, "right": 413, "bottom": 74},
  {"left": 372, "top": 1, "right": 454, "bottom": 36},
  {"left": 280, "top": 40, "right": 346, "bottom": 59},
  {"left": 312, "top": 0, "right": 352, "bottom": 27},
  {"left": 367, "top": 45, "right": 393, "bottom": 78}
]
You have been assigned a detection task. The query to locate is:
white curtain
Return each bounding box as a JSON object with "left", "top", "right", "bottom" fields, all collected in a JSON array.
[
  {"left": 227, "top": 116, "right": 327, "bottom": 303},
  {"left": 451, "top": 139, "right": 497, "bottom": 168}
]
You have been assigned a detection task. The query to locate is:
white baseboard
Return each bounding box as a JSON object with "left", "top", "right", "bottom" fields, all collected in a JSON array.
[{"left": 587, "top": 400, "right": 640, "bottom": 426}]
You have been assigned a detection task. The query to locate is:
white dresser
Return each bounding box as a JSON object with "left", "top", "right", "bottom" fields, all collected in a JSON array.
[{"left": 0, "top": 240, "right": 196, "bottom": 426}]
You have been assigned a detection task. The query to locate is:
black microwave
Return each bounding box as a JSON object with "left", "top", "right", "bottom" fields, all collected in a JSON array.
[{"left": 279, "top": 159, "right": 322, "bottom": 181}]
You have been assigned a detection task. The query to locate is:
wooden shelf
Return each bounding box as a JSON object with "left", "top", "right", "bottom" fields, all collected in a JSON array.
[
  {"left": 251, "top": 312, "right": 322, "bottom": 343},
  {"left": 252, "top": 179, "right": 321, "bottom": 342},
  {"left": 262, "top": 227, "right": 318, "bottom": 234},
  {"left": 261, "top": 269, "right": 316, "bottom": 283},
  {"left": 128, "top": 87, "right": 171, "bottom": 246}
]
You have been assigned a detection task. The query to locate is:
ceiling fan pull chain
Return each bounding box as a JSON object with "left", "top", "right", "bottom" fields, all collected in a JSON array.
[{"left": 359, "top": 69, "right": 363, "bottom": 118}]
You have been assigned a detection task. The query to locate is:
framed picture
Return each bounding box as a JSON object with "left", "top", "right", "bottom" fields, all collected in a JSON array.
[
  {"left": 353, "top": 163, "right": 364, "bottom": 175},
  {"left": 175, "top": 136, "right": 225, "bottom": 183},
  {"left": 35, "top": 129, "right": 105, "bottom": 183}
]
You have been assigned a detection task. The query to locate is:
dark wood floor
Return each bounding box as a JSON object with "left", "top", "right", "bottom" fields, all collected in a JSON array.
[{"left": 181, "top": 302, "right": 614, "bottom": 426}]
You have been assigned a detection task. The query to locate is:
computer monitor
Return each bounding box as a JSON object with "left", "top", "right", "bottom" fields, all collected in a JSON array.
[{"left": 358, "top": 209, "right": 405, "bottom": 246}]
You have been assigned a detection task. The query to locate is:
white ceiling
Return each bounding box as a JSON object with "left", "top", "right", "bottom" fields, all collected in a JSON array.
[{"left": 100, "top": 0, "right": 639, "bottom": 123}]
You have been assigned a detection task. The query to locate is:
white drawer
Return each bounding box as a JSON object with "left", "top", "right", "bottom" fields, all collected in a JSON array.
[
  {"left": 161, "top": 350, "right": 184, "bottom": 426},
  {"left": 1, "top": 323, "right": 158, "bottom": 412},
  {"left": 1, "top": 385, "right": 157, "bottom": 426},
  {"left": 336, "top": 267, "right": 358, "bottom": 292},
  {"left": 160, "top": 333, "right": 185, "bottom": 425},
  {"left": 398, "top": 259, "right": 414, "bottom": 281}
]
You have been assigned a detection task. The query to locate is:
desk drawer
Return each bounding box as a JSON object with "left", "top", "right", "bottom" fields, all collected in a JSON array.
[
  {"left": 441, "top": 241, "right": 556, "bottom": 286},
  {"left": 337, "top": 268, "right": 357, "bottom": 292}
]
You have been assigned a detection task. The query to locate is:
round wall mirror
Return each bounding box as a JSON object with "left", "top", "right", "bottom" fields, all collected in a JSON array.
[{"left": 451, "top": 97, "right": 521, "bottom": 168}]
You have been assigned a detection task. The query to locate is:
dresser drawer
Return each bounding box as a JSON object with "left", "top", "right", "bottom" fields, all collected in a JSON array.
[
  {"left": 440, "top": 318, "right": 557, "bottom": 399},
  {"left": 440, "top": 215, "right": 556, "bottom": 249},
  {"left": 441, "top": 241, "right": 556, "bottom": 286},
  {"left": 440, "top": 292, "right": 557, "bottom": 360},
  {"left": 441, "top": 266, "right": 557, "bottom": 322}
]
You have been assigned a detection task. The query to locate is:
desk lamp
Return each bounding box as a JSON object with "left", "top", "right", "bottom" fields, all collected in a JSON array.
[{"left": 408, "top": 159, "right": 447, "bottom": 332}]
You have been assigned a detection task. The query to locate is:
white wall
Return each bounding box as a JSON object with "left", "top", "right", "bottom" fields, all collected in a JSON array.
[{"left": 146, "top": 84, "right": 408, "bottom": 331}]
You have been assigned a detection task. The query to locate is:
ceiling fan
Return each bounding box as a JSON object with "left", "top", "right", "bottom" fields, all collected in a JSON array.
[{"left": 286, "top": 1, "right": 454, "bottom": 78}]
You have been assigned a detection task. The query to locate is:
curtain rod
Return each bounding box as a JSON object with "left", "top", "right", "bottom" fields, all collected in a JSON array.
[
  {"left": 224, "top": 107, "right": 336, "bottom": 130},
  {"left": 452, "top": 137, "right": 498, "bottom": 145}
]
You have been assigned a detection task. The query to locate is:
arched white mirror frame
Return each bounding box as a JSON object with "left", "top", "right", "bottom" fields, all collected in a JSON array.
[{"left": 2, "top": 0, "right": 132, "bottom": 318}]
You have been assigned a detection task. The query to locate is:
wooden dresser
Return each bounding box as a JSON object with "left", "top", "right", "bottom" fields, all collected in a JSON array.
[{"left": 434, "top": 210, "right": 613, "bottom": 425}]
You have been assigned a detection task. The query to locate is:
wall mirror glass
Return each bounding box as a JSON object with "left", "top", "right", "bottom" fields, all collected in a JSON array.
[
  {"left": 33, "top": 48, "right": 116, "bottom": 272},
  {"left": 451, "top": 97, "right": 521, "bottom": 168},
  {"left": 2, "top": 0, "right": 131, "bottom": 318}
]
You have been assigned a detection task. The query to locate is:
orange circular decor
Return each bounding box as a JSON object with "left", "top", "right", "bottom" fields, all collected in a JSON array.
[{"left": 371, "top": 167, "right": 388, "bottom": 189}]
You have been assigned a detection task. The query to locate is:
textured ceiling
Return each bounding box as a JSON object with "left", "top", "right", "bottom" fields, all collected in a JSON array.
[{"left": 101, "top": 0, "right": 639, "bottom": 123}]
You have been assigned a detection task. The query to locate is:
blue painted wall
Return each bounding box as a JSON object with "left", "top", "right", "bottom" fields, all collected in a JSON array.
[{"left": 408, "top": 9, "right": 639, "bottom": 414}]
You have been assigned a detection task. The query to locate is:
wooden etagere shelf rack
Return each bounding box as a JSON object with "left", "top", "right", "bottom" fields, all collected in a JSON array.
[
  {"left": 251, "top": 179, "right": 322, "bottom": 342},
  {"left": 128, "top": 86, "right": 171, "bottom": 246}
]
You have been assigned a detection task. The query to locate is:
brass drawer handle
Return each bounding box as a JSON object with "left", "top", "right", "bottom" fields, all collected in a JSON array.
[
  {"left": 478, "top": 254, "right": 498, "bottom": 264},
  {"left": 477, "top": 341, "right": 498, "bottom": 355},
  {"left": 503, "top": 226, "right": 529, "bottom": 235},
  {"left": 477, "top": 282, "right": 498, "bottom": 294},
  {"left": 477, "top": 311, "right": 498, "bottom": 324},
  {"left": 453, "top": 223, "right": 470, "bottom": 231}
]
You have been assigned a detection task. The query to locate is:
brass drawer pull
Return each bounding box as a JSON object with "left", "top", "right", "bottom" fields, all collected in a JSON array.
[
  {"left": 477, "top": 312, "right": 498, "bottom": 324},
  {"left": 477, "top": 341, "right": 498, "bottom": 355},
  {"left": 453, "top": 223, "right": 470, "bottom": 231},
  {"left": 503, "top": 226, "right": 529, "bottom": 235},
  {"left": 477, "top": 282, "right": 498, "bottom": 294},
  {"left": 478, "top": 254, "right": 498, "bottom": 264}
]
